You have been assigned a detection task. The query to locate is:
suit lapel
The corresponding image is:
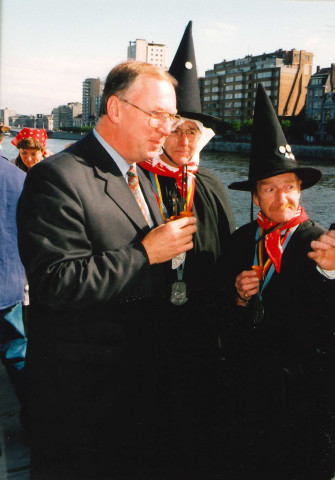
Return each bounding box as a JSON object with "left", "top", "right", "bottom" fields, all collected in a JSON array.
[{"left": 77, "top": 133, "right": 163, "bottom": 229}]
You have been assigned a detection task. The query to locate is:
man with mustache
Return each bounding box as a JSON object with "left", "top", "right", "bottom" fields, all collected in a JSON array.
[{"left": 221, "top": 84, "right": 335, "bottom": 480}]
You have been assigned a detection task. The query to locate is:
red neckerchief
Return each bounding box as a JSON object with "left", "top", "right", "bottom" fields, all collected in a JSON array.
[
  {"left": 257, "top": 206, "right": 309, "bottom": 273},
  {"left": 139, "top": 156, "right": 198, "bottom": 212}
]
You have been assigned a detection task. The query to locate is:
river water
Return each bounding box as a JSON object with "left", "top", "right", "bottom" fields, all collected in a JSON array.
[{"left": 3, "top": 136, "right": 335, "bottom": 229}]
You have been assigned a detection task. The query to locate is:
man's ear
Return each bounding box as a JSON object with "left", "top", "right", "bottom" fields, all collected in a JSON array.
[
  {"left": 107, "top": 96, "right": 121, "bottom": 123},
  {"left": 253, "top": 191, "right": 260, "bottom": 207}
]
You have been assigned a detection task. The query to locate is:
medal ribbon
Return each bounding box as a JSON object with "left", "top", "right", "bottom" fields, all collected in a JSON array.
[{"left": 254, "top": 226, "right": 297, "bottom": 300}]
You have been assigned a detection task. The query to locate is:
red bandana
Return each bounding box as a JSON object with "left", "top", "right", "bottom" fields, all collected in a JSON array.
[
  {"left": 139, "top": 156, "right": 198, "bottom": 211},
  {"left": 257, "top": 206, "right": 308, "bottom": 273}
]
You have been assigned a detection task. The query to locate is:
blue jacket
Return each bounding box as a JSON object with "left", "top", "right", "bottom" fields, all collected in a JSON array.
[{"left": 0, "top": 157, "right": 25, "bottom": 308}]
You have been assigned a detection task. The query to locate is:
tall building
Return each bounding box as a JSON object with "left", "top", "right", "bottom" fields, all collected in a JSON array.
[
  {"left": 82, "top": 78, "right": 102, "bottom": 126},
  {"left": 52, "top": 102, "right": 82, "bottom": 130},
  {"left": 200, "top": 49, "right": 313, "bottom": 124},
  {"left": 127, "top": 39, "right": 168, "bottom": 69}
]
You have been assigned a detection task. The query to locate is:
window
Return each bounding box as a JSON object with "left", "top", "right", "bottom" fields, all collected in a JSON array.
[{"left": 256, "top": 71, "right": 272, "bottom": 79}]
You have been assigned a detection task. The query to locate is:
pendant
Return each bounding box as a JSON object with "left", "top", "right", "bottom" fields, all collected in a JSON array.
[
  {"left": 172, "top": 252, "right": 186, "bottom": 270},
  {"left": 170, "top": 281, "right": 188, "bottom": 306},
  {"left": 251, "top": 297, "right": 264, "bottom": 325}
]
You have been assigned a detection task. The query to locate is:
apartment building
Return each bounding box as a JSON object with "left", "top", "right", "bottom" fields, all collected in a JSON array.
[
  {"left": 305, "top": 64, "right": 335, "bottom": 120},
  {"left": 200, "top": 49, "right": 313, "bottom": 124},
  {"left": 305, "top": 64, "right": 335, "bottom": 141},
  {"left": 127, "top": 39, "right": 168, "bottom": 69},
  {"left": 82, "top": 78, "right": 102, "bottom": 126},
  {"left": 52, "top": 102, "right": 82, "bottom": 130}
]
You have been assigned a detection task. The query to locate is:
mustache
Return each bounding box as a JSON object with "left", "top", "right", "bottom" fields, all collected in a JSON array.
[{"left": 279, "top": 204, "right": 295, "bottom": 210}]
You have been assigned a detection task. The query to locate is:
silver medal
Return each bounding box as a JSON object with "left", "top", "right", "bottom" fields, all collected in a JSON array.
[
  {"left": 172, "top": 252, "right": 186, "bottom": 270},
  {"left": 170, "top": 281, "right": 188, "bottom": 306},
  {"left": 251, "top": 297, "right": 264, "bottom": 325}
]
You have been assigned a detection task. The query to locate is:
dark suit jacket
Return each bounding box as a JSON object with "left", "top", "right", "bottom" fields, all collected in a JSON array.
[{"left": 17, "top": 132, "right": 176, "bottom": 476}]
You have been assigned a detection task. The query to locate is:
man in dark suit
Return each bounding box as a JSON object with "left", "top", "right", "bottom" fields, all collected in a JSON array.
[{"left": 17, "top": 61, "right": 197, "bottom": 480}]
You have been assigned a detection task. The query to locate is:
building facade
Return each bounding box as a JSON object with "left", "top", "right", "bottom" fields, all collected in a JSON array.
[
  {"left": 200, "top": 49, "right": 313, "bottom": 124},
  {"left": 305, "top": 64, "right": 335, "bottom": 141},
  {"left": 0, "top": 108, "right": 16, "bottom": 126},
  {"left": 52, "top": 102, "right": 82, "bottom": 130},
  {"left": 127, "top": 39, "right": 168, "bottom": 69},
  {"left": 82, "top": 78, "right": 102, "bottom": 126},
  {"left": 9, "top": 114, "right": 53, "bottom": 130}
]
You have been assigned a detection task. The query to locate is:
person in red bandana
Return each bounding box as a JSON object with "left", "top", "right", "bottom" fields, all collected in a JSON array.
[
  {"left": 221, "top": 83, "right": 335, "bottom": 480},
  {"left": 139, "top": 22, "right": 236, "bottom": 476},
  {"left": 11, "top": 127, "right": 51, "bottom": 172}
]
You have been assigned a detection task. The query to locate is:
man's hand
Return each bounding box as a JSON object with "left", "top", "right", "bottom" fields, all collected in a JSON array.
[
  {"left": 235, "top": 270, "right": 260, "bottom": 306},
  {"left": 308, "top": 230, "right": 335, "bottom": 271},
  {"left": 142, "top": 216, "right": 197, "bottom": 264}
]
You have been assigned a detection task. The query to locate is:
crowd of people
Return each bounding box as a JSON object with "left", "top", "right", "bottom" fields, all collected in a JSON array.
[{"left": 1, "top": 20, "right": 335, "bottom": 480}]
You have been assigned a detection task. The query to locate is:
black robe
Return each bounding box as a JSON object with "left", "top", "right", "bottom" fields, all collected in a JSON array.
[
  {"left": 142, "top": 165, "right": 236, "bottom": 475},
  {"left": 222, "top": 219, "right": 335, "bottom": 480}
]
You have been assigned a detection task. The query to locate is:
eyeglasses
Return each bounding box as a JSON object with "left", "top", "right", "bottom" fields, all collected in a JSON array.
[
  {"left": 118, "top": 97, "right": 181, "bottom": 128},
  {"left": 170, "top": 128, "right": 200, "bottom": 139}
]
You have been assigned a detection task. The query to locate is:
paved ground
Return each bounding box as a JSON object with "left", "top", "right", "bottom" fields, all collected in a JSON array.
[{"left": 0, "top": 362, "right": 30, "bottom": 479}]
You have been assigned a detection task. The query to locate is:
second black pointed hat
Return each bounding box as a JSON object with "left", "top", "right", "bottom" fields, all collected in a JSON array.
[
  {"left": 228, "top": 83, "right": 322, "bottom": 191},
  {"left": 169, "top": 21, "right": 221, "bottom": 129}
]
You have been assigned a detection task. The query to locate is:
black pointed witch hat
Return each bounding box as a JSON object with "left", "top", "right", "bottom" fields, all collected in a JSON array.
[
  {"left": 169, "top": 21, "right": 221, "bottom": 129},
  {"left": 229, "top": 83, "right": 322, "bottom": 191}
]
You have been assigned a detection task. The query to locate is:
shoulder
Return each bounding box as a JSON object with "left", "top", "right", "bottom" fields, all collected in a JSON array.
[
  {"left": 26, "top": 132, "right": 102, "bottom": 181},
  {"left": 0, "top": 156, "right": 25, "bottom": 185}
]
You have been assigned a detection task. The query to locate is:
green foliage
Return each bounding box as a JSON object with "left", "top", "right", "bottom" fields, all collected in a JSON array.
[{"left": 59, "top": 126, "right": 94, "bottom": 133}]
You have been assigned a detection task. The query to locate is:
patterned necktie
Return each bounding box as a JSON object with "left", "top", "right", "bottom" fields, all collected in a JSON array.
[{"left": 127, "top": 165, "right": 150, "bottom": 225}]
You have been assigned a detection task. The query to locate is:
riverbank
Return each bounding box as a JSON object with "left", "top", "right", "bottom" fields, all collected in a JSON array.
[
  {"left": 205, "top": 138, "right": 335, "bottom": 161},
  {"left": 8, "top": 130, "right": 84, "bottom": 141}
]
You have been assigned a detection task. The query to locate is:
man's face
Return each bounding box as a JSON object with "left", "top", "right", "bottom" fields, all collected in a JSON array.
[
  {"left": 116, "top": 76, "right": 177, "bottom": 164},
  {"left": 162, "top": 120, "right": 200, "bottom": 167},
  {"left": 253, "top": 172, "right": 302, "bottom": 223},
  {"left": 19, "top": 148, "right": 43, "bottom": 169}
]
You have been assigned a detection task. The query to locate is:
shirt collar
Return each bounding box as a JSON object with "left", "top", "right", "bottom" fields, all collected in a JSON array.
[{"left": 93, "top": 128, "right": 131, "bottom": 179}]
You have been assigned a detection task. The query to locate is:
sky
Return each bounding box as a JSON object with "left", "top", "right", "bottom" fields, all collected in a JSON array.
[{"left": 1, "top": 0, "right": 335, "bottom": 116}]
